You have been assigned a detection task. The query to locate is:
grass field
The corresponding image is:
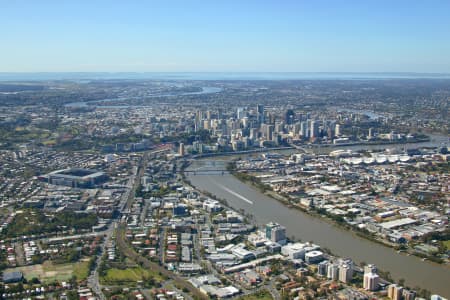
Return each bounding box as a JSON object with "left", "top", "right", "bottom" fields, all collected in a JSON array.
[
  {"left": 443, "top": 240, "right": 450, "bottom": 250},
  {"left": 72, "top": 259, "right": 91, "bottom": 281},
  {"left": 237, "top": 290, "right": 273, "bottom": 300},
  {"left": 100, "top": 267, "right": 165, "bottom": 285},
  {"left": 5, "top": 260, "right": 90, "bottom": 283}
]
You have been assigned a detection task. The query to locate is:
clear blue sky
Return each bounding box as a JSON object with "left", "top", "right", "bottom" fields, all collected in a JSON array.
[{"left": 2, "top": 0, "right": 450, "bottom": 73}]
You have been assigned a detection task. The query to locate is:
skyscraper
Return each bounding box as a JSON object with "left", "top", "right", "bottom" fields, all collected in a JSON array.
[
  {"left": 335, "top": 123, "right": 341, "bottom": 136},
  {"left": 256, "top": 104, "right": 264, "bottom": 123},
  {"left": 368, "top": 127, "right": 374, "bottom": 139},
  {"left": 266, "top": 124, "right": 274, "bottom": 141},
  {"left": 310, "top": 120, "right": 320, "bottom": 139},
  {"left": 237, "top": 107, "right": 245, "bottom": 119},
  {"left": 284, "top": 109, "right": 295, "bottom": 125},
  {"left": 300, "top": 121, "right": 308, "bottom": 138},
  {"left": 249, "top": 128, "right": 259, "bottom": 140},
  {"left": 179, "top": 143, "right": 185, "bottom": 156}
]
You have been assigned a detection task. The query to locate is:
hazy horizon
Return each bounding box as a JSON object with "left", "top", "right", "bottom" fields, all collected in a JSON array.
[{"left": 2, "top": 71, "right": 450, "bottom": 82}]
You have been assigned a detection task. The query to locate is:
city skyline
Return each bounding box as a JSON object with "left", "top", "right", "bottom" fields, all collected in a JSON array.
[{"left": 2, "top": 0, "right": 450, "bottom": 73}]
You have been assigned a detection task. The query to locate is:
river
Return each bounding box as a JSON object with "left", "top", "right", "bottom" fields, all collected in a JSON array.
[
  {"left": 65, "top": 86, "right": 222, "bottom": 108},
  {"left": 186, "top": 138, "right": 450, "bottom": 297}
]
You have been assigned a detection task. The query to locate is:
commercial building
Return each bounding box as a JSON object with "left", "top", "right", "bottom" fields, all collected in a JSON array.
[
  {"left": 173, "top": 204, "right": 188, "bottom": 216},
  {"left": 265, "top": 222, "right": 286, "bottom": 244},
  {"left": 281, "top": 243, "right": 306, "bottom": 260},
  {"left": 304, "top": 250, "right": 323, "bottom": 264},
  {"left": 231, "top": 247, "right": 255, "bottom": 261}
]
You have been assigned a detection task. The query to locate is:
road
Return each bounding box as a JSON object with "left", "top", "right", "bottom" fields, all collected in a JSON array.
[
  {"left": 87, "top": 221, "right": 116, "bottom": 300},
  {"left": 86, "top": 150, "right": 143, "bottom": 299},
  {"left": 113, "top": 149, "right": 208, "bottom": 299},
  {"left": 116, "top": 225, "right": 208, "bottom": 300}
]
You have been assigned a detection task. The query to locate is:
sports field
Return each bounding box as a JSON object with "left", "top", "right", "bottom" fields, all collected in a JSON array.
[
  {"left": 100, "top": 266, "right": 165, "bottom": 285},
  {"left": 5, "top": 259, "right": 90, "bottom": 283}
]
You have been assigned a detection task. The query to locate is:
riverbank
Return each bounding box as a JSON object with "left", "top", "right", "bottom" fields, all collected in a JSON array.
[
  {"left": 185, "top": 159, "right": 408, "bottom": 261},
  {"left": 185, "top": 137, "right": 450, "bottom": 296},
  {"left": 180, "top": 162, "right": 399, "bottom": 283},
  {"left": 303, "top": 136, "right": 431, "bottom": 149},
  {"left": 228, "top": 164, "right": 447, "bottom": 266}
]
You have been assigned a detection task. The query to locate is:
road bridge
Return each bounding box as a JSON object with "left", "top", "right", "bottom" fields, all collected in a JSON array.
[{"left": 181, "top": 166, "right": 288, "bottom": 174}]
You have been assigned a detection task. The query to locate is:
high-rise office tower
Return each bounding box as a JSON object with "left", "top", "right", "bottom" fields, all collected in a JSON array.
[
  {"left": 256, "top": 104, "right": 264, "bottom": 123},
  {"left": 368, "top": 127, "right": 374, "bottom": 139},
  {"left": 237, "top": 107, "right": 245, "bottom": 119},
  {"left": 266, "top": 124, "right": 274, "bottom": 141},
  {"left": 335, "top": 123, "right": 341, "bottom": 136},
  {"left": 249, "top": 128, "right": 258, "bottom": 140},
  {"left": 275, "top": 122, "right": 284, "bottom": 133},
  {"left": 284, "top": 109, "right": 295, "bottom": 125},
  {"left": 300, "top": 121, "right": 308, "bottom": 138},
  {"left": 179, "top": 143, "right": 185, "bottom": 156},
  {"left": 242, "top": 117, "right": 249, "bottom": 128},
  {"left": 265, "top": 222, "right": 286, "bottom": 243},
  {"left": 293, "top": 122, "right": 301, "bottom": 135},
  {"left": 310, "top": 120, "right": 320, "bottom": 138}
]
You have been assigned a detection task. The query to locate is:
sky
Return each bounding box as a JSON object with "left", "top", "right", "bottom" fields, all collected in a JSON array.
[{"left": 1, "top": 0, "right": 450, "bottom": 73}]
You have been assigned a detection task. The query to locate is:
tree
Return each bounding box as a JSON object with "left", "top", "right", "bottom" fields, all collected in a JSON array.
[
  {"left": 66, "top": 290, "right": 78, "bottom": 300},
  {"left": 30, "top": 277, "right": 40, "bottom": 284}
]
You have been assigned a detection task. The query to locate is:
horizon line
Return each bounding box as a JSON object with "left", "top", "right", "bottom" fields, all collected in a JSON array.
[{"left": 1, "top": 71, "right": 450, "bottom": 74}]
